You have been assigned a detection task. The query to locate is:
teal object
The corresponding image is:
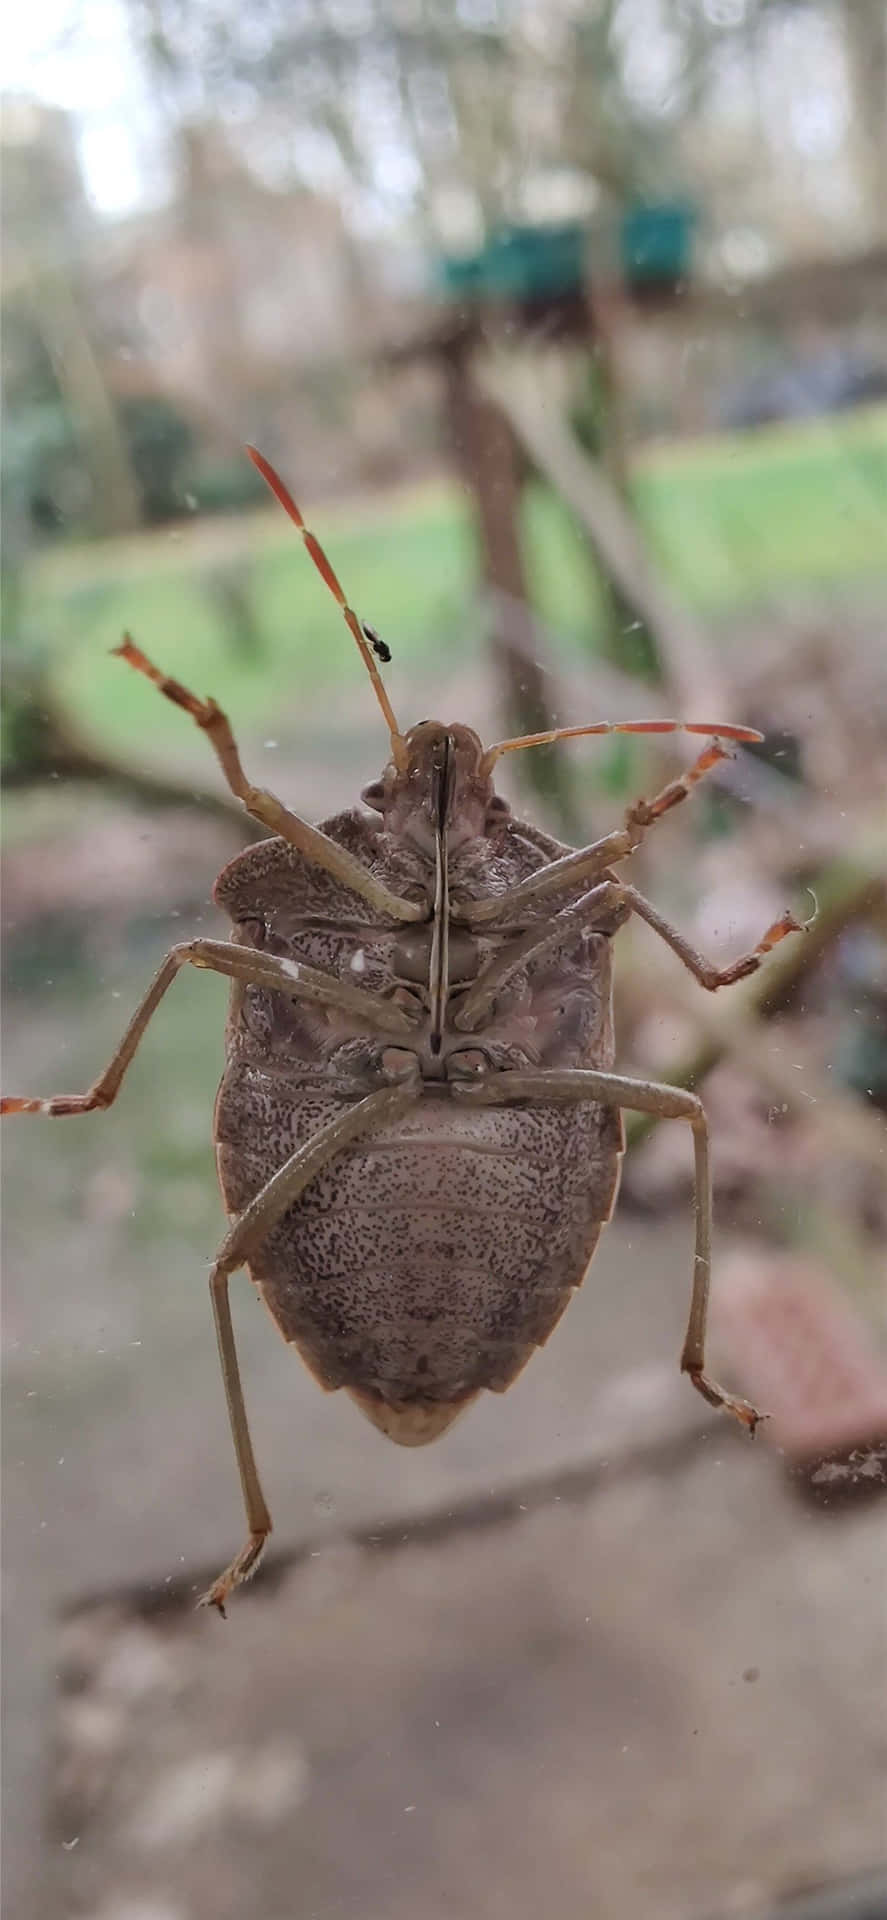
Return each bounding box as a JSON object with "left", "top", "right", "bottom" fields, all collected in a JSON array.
[
  {"left": 620, "top": 200, "right": 696, "bottom": 286},
  {"left": 439, "top": 222, "right": 587, "bottom": 303}
]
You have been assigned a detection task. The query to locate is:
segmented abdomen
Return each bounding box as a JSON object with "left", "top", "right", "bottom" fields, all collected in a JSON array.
[{"left": 215, "top": 1066, "right": 623, "bottom": 1404}]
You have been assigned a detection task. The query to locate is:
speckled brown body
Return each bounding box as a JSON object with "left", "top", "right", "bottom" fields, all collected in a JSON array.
[
  {"left": 0, "top": 444, "right": 786, "bottom": 1609},
  {"left": 214, "top": 807, "right": 627, "bottom": 1444}
]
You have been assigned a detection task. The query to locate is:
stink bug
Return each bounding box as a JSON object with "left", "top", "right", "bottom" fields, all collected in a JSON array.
[{"left": 2, "top": 446, "right": 804, "bottom": 1613}]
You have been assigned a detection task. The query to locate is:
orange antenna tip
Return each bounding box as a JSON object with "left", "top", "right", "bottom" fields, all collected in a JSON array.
[
  {"left": 683, "top": 723, "right": 763, "bottom": 744},
  {"left": 481, "top": 717, "right": 763, "bottom": 774},
  {"left": 245, "top": 445, "right": 306, "bottom": 531},
  {"left": 245, "top": 443, "right": 404, "bottom": 760}
]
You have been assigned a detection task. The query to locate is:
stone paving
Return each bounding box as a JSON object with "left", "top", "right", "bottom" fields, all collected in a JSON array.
[
  {"left": 4, "top": 1198, "right": 886, "bottom": 1918},
  {"left": 49, "top": 1417, "right": 887, "bottom": 1920}
]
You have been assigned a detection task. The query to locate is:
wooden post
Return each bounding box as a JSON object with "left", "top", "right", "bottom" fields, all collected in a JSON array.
[{"left": 442, "top": 337, "right": 579, "bottom": 833}]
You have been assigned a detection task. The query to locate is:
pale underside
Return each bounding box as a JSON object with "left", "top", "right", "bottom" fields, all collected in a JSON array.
[{"left": 213, "top": 808, "right": 625, "bottom": 1445}]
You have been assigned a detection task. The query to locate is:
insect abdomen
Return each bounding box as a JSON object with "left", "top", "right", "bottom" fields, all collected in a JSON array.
[{"left": 218, "top": 1089, "right": 622, "bottom": 1440}]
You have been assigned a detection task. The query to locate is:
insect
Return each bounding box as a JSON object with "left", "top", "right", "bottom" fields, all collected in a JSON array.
[
  {"left": 362, "top": 621, "right": 391, "bottom": 664},
  {"left": 2, "top": 443, "right": 804, "bottom": 1615}
]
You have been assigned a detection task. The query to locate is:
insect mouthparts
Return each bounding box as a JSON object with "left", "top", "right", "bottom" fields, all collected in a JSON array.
[{"left": 431, "top": 734, "right": 456, "bottom": 837}]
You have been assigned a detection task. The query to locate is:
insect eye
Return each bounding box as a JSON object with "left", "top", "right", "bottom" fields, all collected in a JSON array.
[{"left": 361, "top": 781, "right": 386, "bottom": 811}]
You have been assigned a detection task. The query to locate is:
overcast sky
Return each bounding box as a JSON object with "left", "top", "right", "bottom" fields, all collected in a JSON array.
[
  {"left": 4, "top": 0, "right": 163, "bottom": 215},
  {"left": 4, "top": 0, "right": 856, "bottom": 233}
]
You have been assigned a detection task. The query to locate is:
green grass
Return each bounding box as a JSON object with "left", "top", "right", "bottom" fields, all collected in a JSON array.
[
  {"left": 21, "top": 486, "right": 478, "bottom": 769},
  {"left": 13, "top": 404, "right": 887, "bottom": 770},
  {"left": 635, "top": 406, "right": 887, "bottom": 607}
]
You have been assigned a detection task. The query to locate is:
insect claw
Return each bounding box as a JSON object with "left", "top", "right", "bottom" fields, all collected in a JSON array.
[
  {"left": 732, "top": 1398, "right": 769, "bottom": 1435},
  {"left": 687, "top": 1368, "right": 766, "bottom": 1433},
  {"left": 196, "top": 1582, "right": 229, "bottom": 1617},
  {"left": 197, "top": 1529, "right": 269, "bottom": 1614},
  {"left": 800, "top": 887, "right": 819, "bottom": 932}
]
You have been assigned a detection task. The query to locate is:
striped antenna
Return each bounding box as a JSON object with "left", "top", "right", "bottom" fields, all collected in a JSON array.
[
  {"left": 246, "top": 446, "right": 407, "bottom": 770},
  {"left": 480, "top": 716, "right": 762, "bottom": 776}
]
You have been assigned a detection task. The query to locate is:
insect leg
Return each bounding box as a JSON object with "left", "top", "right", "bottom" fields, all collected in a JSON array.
[
  {"left": 618, "top": 884, "right": 807, "bottom": 990},
  {"left": 1, "top": 938, "right": 418, "bottom": 1117},
  {"left": 458, "top": 833, "right": 633, "bottom": 925},
  {"left": 113, "top": 637, "right": 423, "bottom": 923},
  {"left": 452, "top": 1067, "right": 762, "bottom": 1433},
  {"left": 455, "top": 874, "right": 802, "bottom": 1035},
  {"left": 453, "top": 880, "right": 626, "bottom": 1032},
  {"left": 457, "top": 872, "right": 804, "bottom": 1028},
  {"left": 622, "top": 739, "right": 735, "bottom": 833},
  {"left": 206, "top": 1265, "right": 271, "bottom": 1614},
  {"left": 200, "top": 1083, "right": 418, "bottom": 1615},
  {"left": 2, "top": 945, "right": 190, "bottom": 1117},
  {"left": 460, "top": 742, "right": 741, "bottom": 926},
  {"left": 186, "top": 939, "right": 421, "bottom": 1035}
]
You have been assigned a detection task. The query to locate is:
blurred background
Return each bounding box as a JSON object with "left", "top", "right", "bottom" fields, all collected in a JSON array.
[{"left": 2, "top": 3, "right": 887, "bottom": 1917}]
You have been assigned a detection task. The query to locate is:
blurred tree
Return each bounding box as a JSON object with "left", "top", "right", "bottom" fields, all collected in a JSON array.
[
  {"left": 123, "top": 0, "right": 887, "bottom": 255},
  {"left": 839, "top": 0, "right": 887, "bottom": 245},
  {"left": 1, "top": 99, "right": 141, "bottom": 536},
  {"left": 130, "top": 0, "right": 685, "bottom": 232}
]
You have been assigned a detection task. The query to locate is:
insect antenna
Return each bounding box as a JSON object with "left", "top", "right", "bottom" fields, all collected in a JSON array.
[
  {"left": 246, "top": 445, "right": 407, "bottom": 770},
  {"left": 480, "top": 716, "right": 763, "bottom": 776}
]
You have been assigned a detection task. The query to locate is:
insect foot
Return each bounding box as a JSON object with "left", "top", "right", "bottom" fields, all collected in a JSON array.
[
  {"left": 197, "top": 1529, "right": 270, "bottom": 1619},
  {"left": 685, "top": 1367, "right": 769, "bottom": 1435}
]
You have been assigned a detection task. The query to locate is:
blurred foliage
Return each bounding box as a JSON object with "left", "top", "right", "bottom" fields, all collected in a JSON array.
[
  {"left": 186, "top": 455, "right": 268, "bottom": 516},
  {"left": 568, "top": 356, "right": 660, "bottom": 683},
  {"left": 201, "top": 559, "right": 264, "bottom": 664},
  {"left": 118, "top": 395, "right": 195, "bottom": 525},
  {"left": 119, "top": 0, "right": 887, "bottom": 253},
  {"left": 831, "top": 929, "right": 887, "bottom": 1111},
  {"left": 1, "top": 300, "right": 84, "bottom": 534},
  {"left": 3, "top": 407, "right": 885, "bottom": 789},
  {"left": 2, "top": 385, "right": 199, "bottom": 537}
]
